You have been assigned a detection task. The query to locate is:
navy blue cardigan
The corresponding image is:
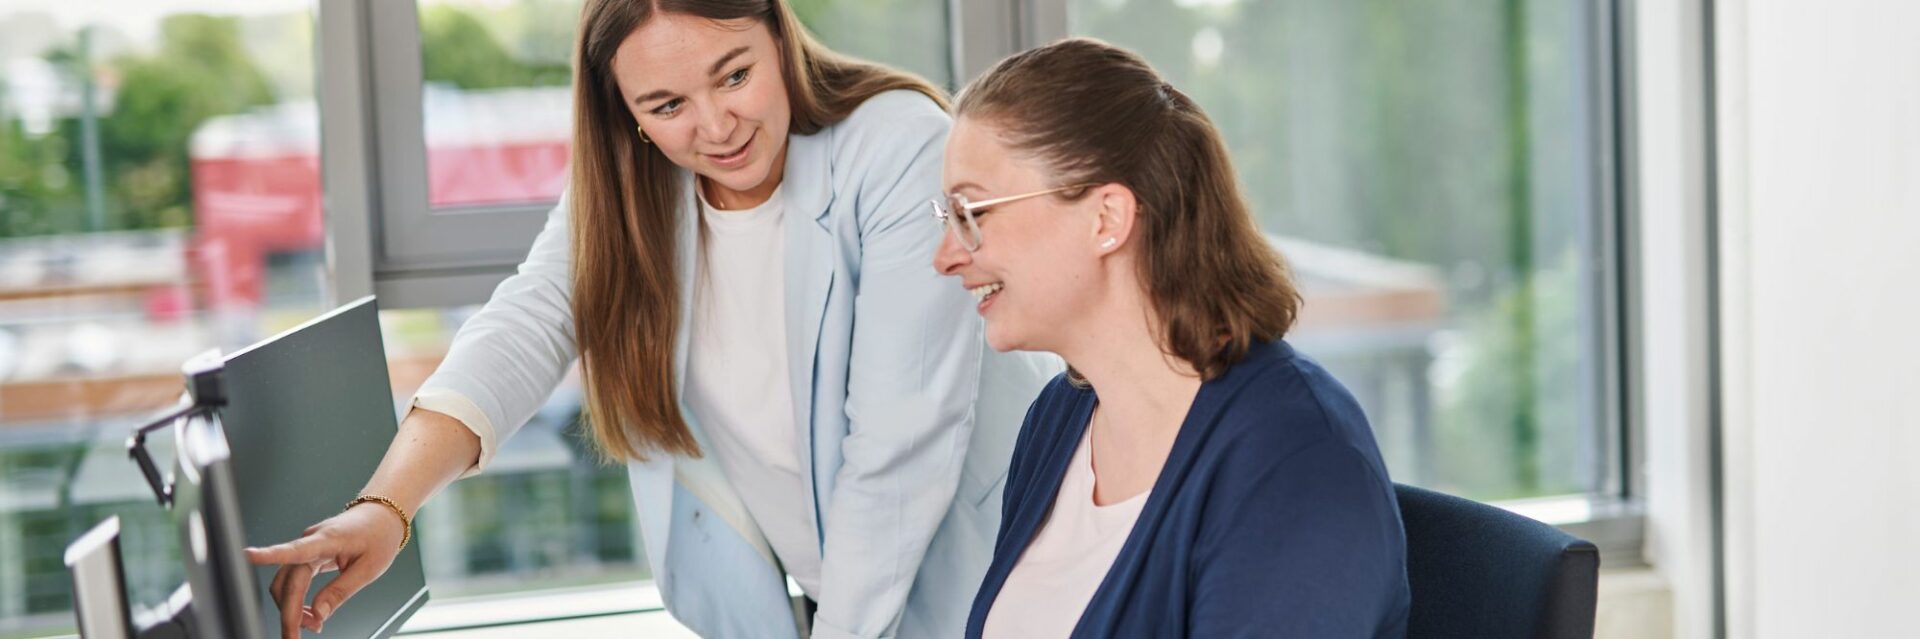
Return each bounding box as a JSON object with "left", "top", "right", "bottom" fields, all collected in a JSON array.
[{"left": 966, "top": 340, "right": 1411, "bottom": 638}]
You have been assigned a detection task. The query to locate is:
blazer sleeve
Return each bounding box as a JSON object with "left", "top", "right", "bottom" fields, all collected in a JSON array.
[
  {"left": 1188, "top": 438, "right": 1410, "bottom": 637},
  {"left": 810, "top": 95, "right": 980, "bottom": 639},
  {"left": 412, "top": 195, "right": 579, "bottom": 477}
]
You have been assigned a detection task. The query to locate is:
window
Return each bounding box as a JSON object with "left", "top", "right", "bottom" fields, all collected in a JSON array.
[
  {"left": 1067, "top": 0, "right": 1626, "bottom": 503},
  {"left": 415, "top": 0, "right": 575, "bottom": 210},
  {"left": 356, "top": 0, "right": 955, "bottom": 307},
  {"left": 0, "top": 2, "right": 325, "bottom": 635},
  {"left": 380, "top": 307, "right": 647, "bottom": 600},
  {"left": 3, "top": 1, "right": 1638, "bottom": 634},
  {"left": 407, "top": 0, "right": 953, "bottom": 211},
  {"left": 792, "top": 0, "right": 953, "bottom": 89}
]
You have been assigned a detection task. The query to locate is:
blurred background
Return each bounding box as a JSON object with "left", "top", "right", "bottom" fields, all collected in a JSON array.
[{"left": 0, "top": 0, "right": 1914, "bottom": 638}]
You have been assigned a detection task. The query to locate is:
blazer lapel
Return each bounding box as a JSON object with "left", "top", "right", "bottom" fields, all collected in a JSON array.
[{"left": 781, "top": 130, "right": 836, "bottom": 488}]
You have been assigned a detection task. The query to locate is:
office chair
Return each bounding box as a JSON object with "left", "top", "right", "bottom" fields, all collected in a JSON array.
[{"left": 1395, "top": 483, "right": 1600, "bottom": 639}]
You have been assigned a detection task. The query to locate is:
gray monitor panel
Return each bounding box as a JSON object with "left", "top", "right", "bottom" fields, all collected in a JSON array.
[{"left": 219, "top": 296, "right": 429, "bottom": 638}]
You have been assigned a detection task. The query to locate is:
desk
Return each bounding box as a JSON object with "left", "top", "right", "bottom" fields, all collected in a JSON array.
[
  {"left": 399, "top": 609, "right": 697, "bottom": 638},
  {"left": 397, "top": 582, "right": 696, "bottom": 638}
]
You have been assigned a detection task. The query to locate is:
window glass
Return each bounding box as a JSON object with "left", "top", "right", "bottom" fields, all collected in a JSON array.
[
  {"left": 416, "top": 0, "right": 952, "bottom": 208},
  {"left": 380, "top": 308, "right": 646, "bottom": 599},
  {"left": 1071, "top": 0, "right": 1611, "bottom": 501},
  {"left": 0, "top": 1, "right": 324, "bottom": 634}
]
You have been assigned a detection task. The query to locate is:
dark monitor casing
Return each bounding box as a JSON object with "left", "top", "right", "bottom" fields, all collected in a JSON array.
[
  {"left": 218, "top": 296, "right": 429, "bottom": 638},
  {"left": 173, "top": 411, "right": 266, "bottom": 639}
]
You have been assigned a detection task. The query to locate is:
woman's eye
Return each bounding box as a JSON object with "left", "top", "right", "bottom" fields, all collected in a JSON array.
[
  {"left": 725, "top": 67, "right": 749, "bottom": 87},
  {"left": 651, "top": 99, "right": 682, "bottom": 116}
]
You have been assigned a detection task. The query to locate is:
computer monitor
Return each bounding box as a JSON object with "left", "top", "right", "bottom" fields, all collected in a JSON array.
[
  {"left": 67, "top": 350, "right": 260, "bottom": 639},
  {"left": 218, "top": 295, "right": 429, "bottom": 638},
  {"left": 70, "top": 296, "right": 425, "bottom": 639},
  {"left": 66, "top": 516, "right": 134, "bottom": 639}
]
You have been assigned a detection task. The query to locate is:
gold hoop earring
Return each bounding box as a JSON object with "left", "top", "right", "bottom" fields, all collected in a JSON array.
[{"left": 636, "top": 126, "right": 652, "bottom": 145}]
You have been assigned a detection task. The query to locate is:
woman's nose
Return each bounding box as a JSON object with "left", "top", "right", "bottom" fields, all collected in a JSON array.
[
  {"left": 933, "top": 226, "right": 971, "bottom": 276},
  {"left": 699, "top": 103, "right": 736, "bottom": 142}
]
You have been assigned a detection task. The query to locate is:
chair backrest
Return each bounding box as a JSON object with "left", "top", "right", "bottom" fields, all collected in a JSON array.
[{"left": 1394, "top": 483, "right": 1600, "bottom": 639}]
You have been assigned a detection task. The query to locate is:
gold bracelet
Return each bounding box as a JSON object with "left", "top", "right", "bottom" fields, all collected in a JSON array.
[{"left": 346, "top": 495, "right": 413, "bottom": 552}]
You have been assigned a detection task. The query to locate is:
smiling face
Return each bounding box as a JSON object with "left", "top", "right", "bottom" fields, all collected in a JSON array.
[
  {"left": 613, "top": 12, "right": 791, "bottom": 207},
  {"left": 933, "top": 117, "right": 1119, "bottom": 354}
]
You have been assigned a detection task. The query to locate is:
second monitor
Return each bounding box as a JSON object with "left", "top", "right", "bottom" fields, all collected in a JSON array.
[{"left": 220, "top": 296, "right": 429, "bottom": 638}]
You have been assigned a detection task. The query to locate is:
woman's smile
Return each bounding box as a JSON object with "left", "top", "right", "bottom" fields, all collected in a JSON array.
[{"left": 706, "top": 129, "right": 757, "bottom": 169}]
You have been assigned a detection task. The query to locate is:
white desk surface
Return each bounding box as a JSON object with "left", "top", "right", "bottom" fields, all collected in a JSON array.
[{"left": 395, "top": 582, "right": 696, "bottom": 638}]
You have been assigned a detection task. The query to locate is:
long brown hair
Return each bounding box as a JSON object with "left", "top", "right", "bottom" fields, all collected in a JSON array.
[
  {"left": 956, "top": 37, "right": 1301, "bottom": 382},
  {"left": 570, "top": 0, "right": 946, "bottom": 461}
]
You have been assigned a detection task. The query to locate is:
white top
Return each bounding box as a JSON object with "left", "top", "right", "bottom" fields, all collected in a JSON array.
[
  {"left": 680, "top": 186, "right": 822, "bottom": 596},
  {"left": 982, "top": 426, "right": 1150, "bottom": 638},
  {"left": 411, "top": 188, "right": 822, "bottom": 594}
]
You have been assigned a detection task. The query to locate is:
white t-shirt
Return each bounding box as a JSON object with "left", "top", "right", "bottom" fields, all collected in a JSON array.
[
  {"left": 682, "top": 186, "right": 822, "bottom": 596},
  {"left": 982, "top": 426, "right": 1150, "bottom": 638}
]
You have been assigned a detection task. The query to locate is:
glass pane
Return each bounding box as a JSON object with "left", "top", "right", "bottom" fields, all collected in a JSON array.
[
  {"left": 416, "top": 0, "right": 952, "bottom": 208},
  {"left": 0, "top": 1, "right": 324, "bottom": 635},
  {"left": 1071, "top": 0, "right": 1610, "bottom": 501},
  {"left": 417, "top": 0, "right": 575, "bottom": 208},
  {"left": 791, "top": 0, "right": 952, "bottom": 89},
  {"left": 380, "top": 307, "right": 649, "bottom": 598}
]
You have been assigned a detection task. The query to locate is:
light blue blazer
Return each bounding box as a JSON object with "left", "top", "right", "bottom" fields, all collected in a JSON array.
[{"left": 417, "top": 90, "right": 1059, "bottom": 639}]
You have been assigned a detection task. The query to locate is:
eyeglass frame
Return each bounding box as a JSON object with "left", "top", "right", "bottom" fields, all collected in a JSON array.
[{"left": 928, "top": 184, "right": 1099, "bottom": 252}]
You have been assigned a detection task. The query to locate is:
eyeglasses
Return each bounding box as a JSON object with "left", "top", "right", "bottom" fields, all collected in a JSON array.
[{"left": 928, "top": 184, "right": 1097, "bottom": 252}]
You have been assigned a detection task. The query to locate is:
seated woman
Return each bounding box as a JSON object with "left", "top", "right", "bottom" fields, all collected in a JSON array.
[{"left": 932, "top": 38, "right": 1411, "bottom": 637}]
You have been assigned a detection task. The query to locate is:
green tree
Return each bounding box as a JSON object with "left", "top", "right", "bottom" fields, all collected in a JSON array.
[
  {"left": 1, "top": 14, "right": 281, "bottom": 238},
  {"left": 420, "top": 5, "right": 569, "bottom": 90},
  {"left": 1076, "top": 0, "right": 1599, "bottom": 500},
  {"left": 0, "top": 119, "right": 84, "bottom": 237},
  {"left": 1438, "top": 247, "right": 1589, "bottom": 500},
  {"left": 95, "top": 14, "right": 276, "bottom": 232},
  {"left": 789, "top": 0, "right": 951, "bottom": 87}
]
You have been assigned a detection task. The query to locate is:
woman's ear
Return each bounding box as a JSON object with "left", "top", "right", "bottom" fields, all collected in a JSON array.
[{"left": 1092, "top": 183, "right": 1139, "bottom": 255}]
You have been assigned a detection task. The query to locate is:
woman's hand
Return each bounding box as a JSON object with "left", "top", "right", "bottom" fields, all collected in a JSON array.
[{"left": 244, "top": 502, "right": 407, "bottom": 638}]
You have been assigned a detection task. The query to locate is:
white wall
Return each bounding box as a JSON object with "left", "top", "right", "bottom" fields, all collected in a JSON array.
[{"left": 1717, "top": 1, "right": 1920, "bottom": 637}]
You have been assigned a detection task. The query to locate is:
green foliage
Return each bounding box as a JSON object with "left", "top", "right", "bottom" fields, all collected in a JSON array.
[
  {"left": 0, "top": 14, "right": 277, "bottom": 238},
  {"left": 787, "top": 0, "right": 950, "bottom": 87},
  {"left": 1075, "top": 0, "right": 1600, "bottom": 501},
  {"left": 0, "top": 121, "right": 83, "bottom": 236},
  {"left": 419, "top": 4, "right": 570, "bottom": 90},
  {"left": 118, "top": 15, "right": 276, "bottom": 225},
  {"left": 1437, "top": 248, "right": 1590, "bottom": 500}
]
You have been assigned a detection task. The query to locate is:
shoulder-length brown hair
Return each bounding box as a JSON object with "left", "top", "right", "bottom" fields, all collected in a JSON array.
[
  {"left": 570, "top": 0, "right": 946, "bottom": 462},
  {"left": 955, "top": 37, "right": 1301, "bottom": 382}
]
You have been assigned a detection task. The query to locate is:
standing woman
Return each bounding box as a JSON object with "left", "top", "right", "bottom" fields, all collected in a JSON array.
[
  {"left": 247, "top": 1, "right": 1055, "bottom": 638},
  {"left": 934, "top": 39, "right": 1411, "bottom": 637}
]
